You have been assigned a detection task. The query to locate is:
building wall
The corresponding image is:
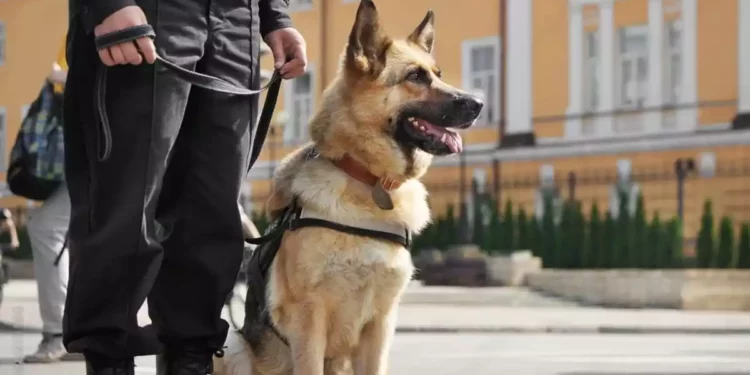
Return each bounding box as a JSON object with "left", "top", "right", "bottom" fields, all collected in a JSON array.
[{"left": 0, "top": 0, "right": 68, "bottom": 207}]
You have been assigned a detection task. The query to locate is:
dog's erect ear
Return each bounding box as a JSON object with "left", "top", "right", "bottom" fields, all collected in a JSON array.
[
  {"left": 408, "top": 10, "right": 435, "bottom": 54},
  {"left": 346, "top": 0, "right": 391, "bottom": 76}
]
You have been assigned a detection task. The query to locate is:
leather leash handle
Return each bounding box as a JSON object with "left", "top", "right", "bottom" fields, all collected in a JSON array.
[
  {"left": 93, "top": 25, "right": 283, "bottom": 165},
  {"left": 94, "top": 25, "right": 282, "bottom": 96}
]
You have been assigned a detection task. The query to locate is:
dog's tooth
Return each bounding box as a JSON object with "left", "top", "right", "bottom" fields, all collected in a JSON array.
[
  {"left": 441, "top": 134, "right": 447, "bottom": 142},
  {"left": 408, "top": 117, "right": 415, "bottom": 122}
]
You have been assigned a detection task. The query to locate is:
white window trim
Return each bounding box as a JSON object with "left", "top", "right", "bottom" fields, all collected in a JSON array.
[
  {"left": 461, "top": 36, "right": 502, "bottom": 127},
  {"left": 664, "top": 19, "right": 683, "bottom": 105},
  {"left": 0, "top": 20, "right": 6, "bottom": 67},
  {"left": 563, "top": 0, "right": 698, "bottom": 143},
  {"left": 0, "top": 107, "right": 6, "bottom": 168},
  {"left": 283, "top": 63, "right": 316, "bottom": 144},
  {"left": 288, "top": 0, "right": 313, "bottom": 12}
]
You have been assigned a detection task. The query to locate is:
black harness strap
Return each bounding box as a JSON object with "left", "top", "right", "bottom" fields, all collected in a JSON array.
[
  {"left": 289, "top": 210, "right": 411, "bottom": 248},
  {"left": 92, "top": 25, "right": 282, "bottom": 167}
]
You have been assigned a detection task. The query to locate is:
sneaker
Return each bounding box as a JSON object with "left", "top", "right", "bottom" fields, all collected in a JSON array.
[{"left": 23, "top": 333, "right": 83, "bottom": 363}]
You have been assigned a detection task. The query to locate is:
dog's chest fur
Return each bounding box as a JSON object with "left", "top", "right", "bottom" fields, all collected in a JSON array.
[{"left": 266, "top": 154, "right": 431, "bottom": 354}]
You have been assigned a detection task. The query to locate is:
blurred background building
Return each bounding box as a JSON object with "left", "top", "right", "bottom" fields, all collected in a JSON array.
[{"left": 1, "top": 0, "right": 750, "bottom": 256}]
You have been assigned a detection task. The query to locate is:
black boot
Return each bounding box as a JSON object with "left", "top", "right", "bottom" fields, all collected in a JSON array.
[
  {"left": 155, "top": 346, "right": 225, "bottom": 375},
  {"left": 84, "top": 353, "right": 135, "bottom": 375}
]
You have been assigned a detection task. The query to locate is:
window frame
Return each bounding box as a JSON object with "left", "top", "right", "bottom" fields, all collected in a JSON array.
[
  {"left": 616, "top": 25, "right": 650, "bottom": 110},
  {"left": 283, "top": 64, "right": 316, "bottom": 144},
  {"left": 461, "top": 36, "right": 502, "bottom": 127}
]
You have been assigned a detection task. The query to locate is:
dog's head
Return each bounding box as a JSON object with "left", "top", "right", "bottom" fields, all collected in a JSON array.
[{"left": 310, "top": 0, "right": 483, "bottom": 180}]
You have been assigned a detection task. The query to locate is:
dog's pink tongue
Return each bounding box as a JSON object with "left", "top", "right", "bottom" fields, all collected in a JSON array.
[{"left": 446, "top": 132, "right": 463, "bottom": 153}]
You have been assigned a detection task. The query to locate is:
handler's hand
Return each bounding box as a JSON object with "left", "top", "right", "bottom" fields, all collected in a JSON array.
[
  {"left": 264, "top": 27, "right": 307, "bottom": 79},
  {"left": 94, "top": 6, "right": 157, "bottom": 66}
]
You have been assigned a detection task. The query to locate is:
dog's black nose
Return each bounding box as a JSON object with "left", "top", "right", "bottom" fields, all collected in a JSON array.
[
  {"left": 462, "top": 96, "right": 484, "bottom": 118},
  {"left": 459, "top": 95, "right": 484, "bottom": 118}
]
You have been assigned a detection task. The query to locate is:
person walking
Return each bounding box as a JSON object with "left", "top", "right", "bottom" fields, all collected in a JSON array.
[
  {"left": 20, "top": 42, "right": 83, "bottom": 363},
  {"left": 61, "top": 0, "right": 306, "bottom": 374}
]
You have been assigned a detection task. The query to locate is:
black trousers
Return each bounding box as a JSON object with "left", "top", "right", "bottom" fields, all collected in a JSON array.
[{"left": 62, "top": 0, "right": 262, "bottom": 358}]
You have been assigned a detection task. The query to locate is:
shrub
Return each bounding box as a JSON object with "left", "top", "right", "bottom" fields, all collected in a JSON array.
[
  {"left": 647, "top": 213, "right": 664, "bottom": 269},
  {"left": 615, "top": 190, "right": 632, "bottom": 268},
  {"left": 696, "top": 199, "right": 715, "bottom": 268},
  {"left": 715, "top": 216, "right": 736, "bottom": 269},
  {"left": 601, "top": 211, "right": 616, "bottom": 268},
  {"left": 737, "top": 223, "right": 750, "bottom": 269},
  {"left": 478, "top": 199, "right": 501, "bottom": 253},
  {"left": 586, "top": 203, "right": 602, "bottom": 269},
  {"left": 517, "top": 207, "right": 531, "bottom": 251},
  {"left": 500, "top": 200, "right": 516, "bottom": 253},
  {"left": 632, "top": 194, "right": 648, "bottom": 268},
  {"left": 541, "top": 194, "right": 558, "bottom": 268}
]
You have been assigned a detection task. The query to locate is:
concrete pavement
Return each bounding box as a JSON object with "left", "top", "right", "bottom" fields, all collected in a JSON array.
[
  {"left": 3, "top": 333, "right": 750, "bottom": 374},
  {"left": 4, "top": 280, "right": 750, "bottom": 335},
  {"left": 4, "top": 280, "right": 750, "bottom": 374}
]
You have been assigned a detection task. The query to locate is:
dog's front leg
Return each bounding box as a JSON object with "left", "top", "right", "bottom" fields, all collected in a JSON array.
[
  {"left": 287, "top": 302, "right": 327, "bottom": 375},
  {"left": 353, "top": 309, "right": 397, "bottom": 375}
]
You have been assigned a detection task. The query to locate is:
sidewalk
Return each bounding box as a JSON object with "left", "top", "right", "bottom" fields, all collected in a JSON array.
[{"left": 3, "top": 280, "right": 750, "bottom": 334}]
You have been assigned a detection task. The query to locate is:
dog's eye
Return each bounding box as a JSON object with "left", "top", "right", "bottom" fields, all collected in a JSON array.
[{"left": 406, "top": 68, "right": 429, "bottom": 84}]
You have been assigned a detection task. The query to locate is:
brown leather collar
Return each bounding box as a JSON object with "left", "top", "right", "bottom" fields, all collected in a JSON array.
[{"left": 331, "top": 154, "right": 402, "bottom": 191}]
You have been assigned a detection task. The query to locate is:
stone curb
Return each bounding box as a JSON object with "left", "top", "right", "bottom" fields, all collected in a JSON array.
[{"left": 395, "top": 326, "right": 750, "bottom": 334}]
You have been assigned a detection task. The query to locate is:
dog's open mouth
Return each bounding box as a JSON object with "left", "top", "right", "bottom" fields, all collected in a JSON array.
[{"left": 405, "top": 117, "right": 463, "bottom": 153}]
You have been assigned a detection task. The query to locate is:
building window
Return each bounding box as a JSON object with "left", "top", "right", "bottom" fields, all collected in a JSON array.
[
  {"left": 289, "top": 0, "right": 313, "bottom": 11},
  {"left": 462, "top": 37, "right": 501, "bottom": 126},
  {"left": 0, "top": 21, "right": 6, "bottom": 66},
  {"left": 617, "top": 26, "right": 649, "bottom": 110},
  {"left": 284, "top": 69, "right": 314, "bottom": 143},
  {"left": 0, "top": 107, "right": 6, "bottom": 168},
  {"left": 584, "top": 31, "right": 600, "bottom": 113},
  {"left": 665, "top": 20, "right": 683, "bottom": 105}
]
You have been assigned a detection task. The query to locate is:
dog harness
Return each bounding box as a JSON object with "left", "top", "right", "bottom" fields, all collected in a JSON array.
[{"left": 241, "top": 195, "right": 412, "bottom": 349}]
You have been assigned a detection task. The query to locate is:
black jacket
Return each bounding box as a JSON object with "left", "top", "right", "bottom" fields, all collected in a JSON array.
[{"left": 70, "top": 0, "right": 292, "bottom": 38}]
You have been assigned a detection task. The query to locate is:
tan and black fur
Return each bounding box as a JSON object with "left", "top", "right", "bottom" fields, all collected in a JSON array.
[{"left": 215, "top": 1, "right": 482, "bottom": 374}]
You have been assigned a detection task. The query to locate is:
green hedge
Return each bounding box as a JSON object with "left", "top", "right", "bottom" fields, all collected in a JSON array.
[{"left": 409, "top": 193, "right": 689, "bottom": 269}]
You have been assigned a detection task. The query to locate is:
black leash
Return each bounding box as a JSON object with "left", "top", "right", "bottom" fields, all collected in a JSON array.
[
  {"left": 93, "top": 24, "right": 282, "bottom": 170},
  {"left": 93, "top": 25, "right": 283, "bottom": 246}
]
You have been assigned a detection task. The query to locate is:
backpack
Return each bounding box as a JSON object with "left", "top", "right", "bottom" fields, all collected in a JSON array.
[{"left": 6, "top": 80, "right": 66, "bottom": 201}]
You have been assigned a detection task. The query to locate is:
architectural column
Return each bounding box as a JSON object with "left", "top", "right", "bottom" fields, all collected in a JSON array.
[
  {"left": 739, "top": 0, "right": 750, "bottom": 113},
  {"left": 565, "top": 3, "right": 584, "bottom": 138},
  {"left": 502, "top": 0, "right": 535, "bottom": 147},
  {"left": 679, "top": 0, "right": 698, "bottom": 130},
  {"left": 646, "top": 0, "right": 664, "bottom": 133},
  {"left": 597, "top": 0, "right": 615, "bottom": 137}
]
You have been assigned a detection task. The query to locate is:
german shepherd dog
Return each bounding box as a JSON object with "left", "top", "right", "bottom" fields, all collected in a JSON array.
[{"left": 214, "top": 0, "right": 482, "bottom": 374}]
